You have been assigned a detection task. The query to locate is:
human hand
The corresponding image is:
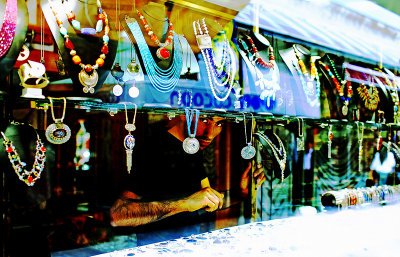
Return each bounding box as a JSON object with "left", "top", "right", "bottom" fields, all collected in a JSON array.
[
  {"left": 182, "top": 187, "right": 224, "bottom": 212},
  {"left": 240, "top": 162, "right": 266, "bottom": 196}
]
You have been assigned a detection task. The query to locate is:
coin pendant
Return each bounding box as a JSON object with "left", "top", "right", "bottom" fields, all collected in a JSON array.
[
  {"left": 183, "top": 137, "right": 200, "bottom": 154},
  {"left": 241, "top": 145, "right": 256, "bottom": 159}
]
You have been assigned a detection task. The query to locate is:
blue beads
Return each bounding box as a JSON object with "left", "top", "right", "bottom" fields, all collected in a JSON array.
[
  {"left": 96, "top": 20, "right": 103, "bottom": 33},
  {"left": 103, "top": 35, "right": 109, "bottom": 43},
  {"left": 60, "top": 27, "right": 68, "bottom": 36},
  {"left": 81, "top": 27, "right": 96, "bottom": 35},
  {"left": 72, "top": 20, "right": 81, "bottom": 30}
]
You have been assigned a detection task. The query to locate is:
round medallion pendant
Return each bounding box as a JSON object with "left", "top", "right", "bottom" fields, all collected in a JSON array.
[
  {"left": 156, "top": 47, "right": 170, "bottom": 60},
  {"left": 127, "top": 60, "right": 140, "bottom": 76},
  {"left": 342, "top": 105, "right": 348, "bottom": 116},
  {"left": 183, "top": 137, "right": 200, "bottom": 154},
  {"left": 45, "top": 122, "right": 71, "bottom": 144},
  {"left": 79, "top": 69, "right": 98, "bottom": 94},
  {"left": 241, "top": 144, "right": 256, "bottom": 159},
  {"left": 124, "top": 134, "right": 135, "bottom": 150}
]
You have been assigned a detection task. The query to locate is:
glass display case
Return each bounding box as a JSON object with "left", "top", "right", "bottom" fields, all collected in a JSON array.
[{"left": 1, "top": 0, "right": 400, "bottom": 256}]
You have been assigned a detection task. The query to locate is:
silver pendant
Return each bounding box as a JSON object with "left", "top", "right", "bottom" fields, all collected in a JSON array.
[
  {"left": 46, "top": 122, "right": 71, "bottom": 144},
  {"left": 124, "top": 134, "right": 135, "bottom": 174},
  {"left": 79, "top": 69, "right": 98, "bottom": 94},
  {"left": 241, "top": 144, "right": 256, "bottom": 159},
  {"left": 127, "top": 59, "right": 141, "bottom": 76},
  {"left": 342, "top": 104, "right": 348, "bottom": 116},
  {"left": 183, "top": 137, "right": 200, "bottom": 154},
  {"left": 296, "top": 137, "right": 305, "bottom": 151}
]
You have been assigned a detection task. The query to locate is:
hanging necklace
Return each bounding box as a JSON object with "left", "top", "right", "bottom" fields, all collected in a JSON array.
[
  {"left": 327, "top": 124, "right": 333, "bottom": 158},
  {"left": 296, "top": 117, "right": 305, "bottom": 151},
  {"left": 292, "top": 45, "right": 320, "bottom": 107},
  {"left": 241, "top": 113, "right": 256, "bottom": 159},
  {"left": 46, "top": 97, "right": 71, "bottom": 144},
  {"left": 125, "top": 15, "right": 182, "bottom": 94},
  {"left": 255, "top": 131, "right": 286, "bottom": 182},
  {"left": 2, "top": 122, "right": 46, "bottom": 186},
  {"left": 48, "top": 0, "right": 109, "bottom": 94},
  {"left": 123, "top": 103, "right": 137, "bottom": 174},
  {"left": 183, "top": 108, "right": 200, "bottom": 154},
  {"left": 357, "top": 74, "right": 380, "bottom": 111},
  {"left": 0, "top": 0, "right": 17, "bottom": 58},
  {"left": 193, "top": 18, "right": 235, "bottom": 102},
  {"left": 245, "top": 35, "right": 275, "bottom": 69},
  {"left": 237, "top": 36, "right": 278, "bottom": 107},
  {"left": 136, "top": 9, "right": 174, "bottom": 60},
  {"left": 321, "top": 56, "right": 353, "bottom": 115},
  {"left": 356, "top": 122, "right": 364, "bottom": 173},
  {"left": 62, "top": 0, "right": 106, "bottom": 34}
]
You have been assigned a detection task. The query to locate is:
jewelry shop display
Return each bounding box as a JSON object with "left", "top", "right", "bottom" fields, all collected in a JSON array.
[
  {"left": 48, "top": 0, "right": 110, "bottom": 94},
  {"left": 328, "top": 124, "right": 333, "bottom": 158},
  {"left": 292, "top": 45, "right": 320, "bottom": 107},
  {"left": 296, "top": 117, "right": 305, "bottom": 151},
  {"left": 0, "top": 0, "right": 17, "bottom": 58},
  {"left": 255, "top": 131, "right": 286, "bottom": 182},
  {"left": 46, "top": 97, "right": 71, "bottom": 144},
  {"left": 123, "top": 103, "right": 137, "bottom": 174},
  {"left": 183, "top": 108, "right": 200, "bottom": 154},
  {"left": 125, "top": 15, "right": 182, "bottom": 94},
  {"left": 1, "top": 122, "right": 46, "bottom": 186},
  {"left": 193, "top": 18, "right": 235, "bottom": 102},
  {"left": 241, "top": 113, "right": 256, "bottom": 159}
]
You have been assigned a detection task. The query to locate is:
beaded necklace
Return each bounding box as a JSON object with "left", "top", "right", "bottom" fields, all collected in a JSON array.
[
  {"left": 245, "top": 35, "right": 275, "bottom": 69},
  {"left": 357, "top": 74, "right": 379, "bottom": 111},
  {"left": 0, "top": 0, "right": 17, "bottom": 58},
  {"left": 1, "top": 122, "right": 46, "bottom": 186},
  {"left": 125, "top": 15, "right": 182, "bottom": 94},
  {"left": 193, "top": 18, "right": 235, "bottom": 102},
  {"left": 48, "top": 0, "right": 109, "bottom": 94},
  {"left": 136, "top": 10, "right": 174, "bottom": 60},
  {"left": 292, "top": 46, "right": 320, "bottom": 107},
  {"left": 255, "top": 131, "right": 286, "bottom": 182},
  {"left": 237, "top": 35, "right": 278, "bottom": 107},
  {"left": 63, "top": 0, "right": 107, "bottom": 35},
  {"left": 319, "top": 57, "right": 352, "bottom": 115}
]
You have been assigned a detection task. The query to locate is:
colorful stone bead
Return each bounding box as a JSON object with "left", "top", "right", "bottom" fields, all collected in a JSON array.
[
  {"left": 96, "top": 58, "right": 104, "bottom": 67},
  {"left": 66, "top": 11, "right": 75, "bottom": 21},
  {"left": 72, "top": 55, "right": 81, "bottom": 64},
  {"left": 103, "top": 35, "right": 109, "bottom": 43},
  {"left": 101, "top": 44, "right": 109, "bottom": 54},
  {"left": 65, "top": 38, "right": 74, "bottom": 50},
  {"left": 72, "top": 20, "right": 81, "bottom": 30},
  {"left": 85, "top": 64, "right": 93, "bottom": 73},
  {"left": 81, "top": 27, "right": 96, "bottom": 35},
  {"left": 96, "top": 20, "right": 103, "bottom": 32},
  {"left": 60, "top": 27, "right": 68, "bottom": 36}
]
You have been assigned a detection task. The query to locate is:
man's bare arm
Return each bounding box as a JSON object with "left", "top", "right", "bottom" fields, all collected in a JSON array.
[{"left": 110, "top": 188, "right": 224, "bottom": 227}]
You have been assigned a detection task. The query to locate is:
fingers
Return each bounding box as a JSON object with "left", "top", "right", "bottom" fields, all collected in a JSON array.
[
  {"left": 204, "top": 187, "right": 224, "bottom": 212},
  {"left": 253, "top": 164, "right": 266, "bottom": 189}
]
